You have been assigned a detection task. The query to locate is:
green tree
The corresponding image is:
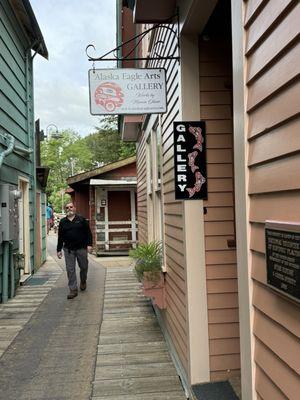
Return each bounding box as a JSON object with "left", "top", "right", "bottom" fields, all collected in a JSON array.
[
  {"left": 84, "top": 116, "right": 136, "bottom": 165},
  {"left": 41, "top": 120, "right": 136, "bottom": 212},
  {"left": 41, "top": 129, "right": 93, "bottom": 211}
]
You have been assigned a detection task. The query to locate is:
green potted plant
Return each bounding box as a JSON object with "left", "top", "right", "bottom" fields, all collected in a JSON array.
[{"left": 129, "top": 241, "right": 166, "bottom": 309}]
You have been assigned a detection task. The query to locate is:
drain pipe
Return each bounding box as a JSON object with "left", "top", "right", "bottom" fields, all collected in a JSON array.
[
  {"left": 0, "top": 134, "right": 15, "bottom": 168},
  {"left": 9, "top": 241, "right": 14, "bottom": 298},
  {"left": 13, "top": 145, "right": 33, "bottom": 156},
  {"left": 2, "top": 242, "right": 9, "bottom": 303}
]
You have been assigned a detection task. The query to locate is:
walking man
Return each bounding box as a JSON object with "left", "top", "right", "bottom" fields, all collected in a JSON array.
[{"left": 57, "top": 202, "right": 93, "bottom": 299}]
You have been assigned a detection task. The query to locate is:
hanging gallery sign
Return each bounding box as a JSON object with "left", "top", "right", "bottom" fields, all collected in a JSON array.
[
  {"left": 88, "top": 68, "right": 167, "bottom": 115},
  {"left": 265, "top": 221, "right": 300, "bottom": 302},
  {"left": 173, "top": 121, "right": 207, "bottom": 200}
]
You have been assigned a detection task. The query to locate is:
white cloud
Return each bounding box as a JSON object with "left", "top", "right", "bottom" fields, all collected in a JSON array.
[
  {"left": 31, "top": 0, "right": 116, "bottom": 136},
  {"left": 35, "top": 79, "right": 102, "bottom": 135}
]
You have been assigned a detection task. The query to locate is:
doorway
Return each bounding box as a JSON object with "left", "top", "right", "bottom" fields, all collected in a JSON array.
[
  {"left": 35, "top": 191, "right": 42, "bottom": 269},
  {"left": 18, "top": 178, "right": 30, "bottom": 275},
  {"left": 199, "top": 0, "right": 241, "bottom": 391}
]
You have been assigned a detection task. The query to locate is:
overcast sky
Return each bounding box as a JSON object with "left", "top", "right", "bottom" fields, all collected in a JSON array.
[{"left": 31, "top": 0, "right": 116, "bottom": 136}]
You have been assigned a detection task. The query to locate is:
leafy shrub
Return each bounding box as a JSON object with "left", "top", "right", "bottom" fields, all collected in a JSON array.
[{"left": 129, "top": 241, "right": 163, "bottom": 282}]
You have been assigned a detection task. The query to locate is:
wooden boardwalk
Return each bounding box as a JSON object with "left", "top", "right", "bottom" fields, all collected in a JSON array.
[
  {"left": 92, "top": 267, "right": 186, "bottom": 400},
  {"left": 0, "top": 258, "right": 62, "bottom": 359}
]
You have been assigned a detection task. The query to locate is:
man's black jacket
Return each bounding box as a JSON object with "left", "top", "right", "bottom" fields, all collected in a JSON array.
[{"left": 57, "top": 214, "right": 93, "bottom": 252}]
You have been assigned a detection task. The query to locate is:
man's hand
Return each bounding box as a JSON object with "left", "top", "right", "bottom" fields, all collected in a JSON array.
[
  {"left": 87, "top": 246, "right": 92, "bottom": 254},
  {"left": 57, "top": 251, "right": 62, "bottom": 259}
]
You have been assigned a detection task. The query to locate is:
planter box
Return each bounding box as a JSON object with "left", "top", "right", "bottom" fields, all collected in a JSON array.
[{"left": 142, "top": 272, "right": 166, "bottom": 309}]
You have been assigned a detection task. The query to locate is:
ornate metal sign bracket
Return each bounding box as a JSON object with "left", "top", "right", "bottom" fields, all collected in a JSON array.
[{"left": 85, "top": 15, "right": 180, "bottom": 64}]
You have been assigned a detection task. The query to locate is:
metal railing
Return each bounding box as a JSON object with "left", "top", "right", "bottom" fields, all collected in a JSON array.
[{"left": 96, "top": 220, "right": 138, "bottom": 250}]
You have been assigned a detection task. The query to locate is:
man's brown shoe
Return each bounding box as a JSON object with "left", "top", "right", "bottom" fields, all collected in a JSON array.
[
  {"left": 80, "top": 281, "right": 86, "bottom": 291},
  {"left": 67, "top": 289, "right": 78, "bottom": 299}
]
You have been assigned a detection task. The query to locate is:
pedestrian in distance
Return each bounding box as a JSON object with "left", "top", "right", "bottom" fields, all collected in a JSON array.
[
  {"left": 56, "top": 202, "right": 93, "bottom": 299},
  {"left": 46, "top": 203, "right": 54, "bottom": 234}
]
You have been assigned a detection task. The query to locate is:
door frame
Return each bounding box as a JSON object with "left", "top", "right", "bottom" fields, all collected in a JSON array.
[
  {"left": 35, "top": 190, "right": 42, "bottom": 269},
  {"left": 18, "top": 177, "right": 31, "bottom": 275}
]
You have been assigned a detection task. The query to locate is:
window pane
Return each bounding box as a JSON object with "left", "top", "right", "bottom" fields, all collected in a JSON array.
[{"left": 156, "top": 129, "right": 161, "bottom": 186}]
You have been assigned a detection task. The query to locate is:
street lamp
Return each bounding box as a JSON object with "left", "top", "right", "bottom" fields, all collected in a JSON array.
[
  {"left": 70, "top": 157, "right": 75, "bottom": 176},
  {"left": 45, "top": 124, "right": 62, "bottom": 140}
]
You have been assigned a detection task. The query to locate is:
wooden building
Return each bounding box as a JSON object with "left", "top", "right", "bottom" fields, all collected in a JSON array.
[
  {"left": 0, "top": 0, "right": 48, "bottom": 302},
  {"left": 118, "top": 1, "right": 300, "bottom": 399},
  {"left": 67, "top": 156, "right": 137, "bottom": 255}
]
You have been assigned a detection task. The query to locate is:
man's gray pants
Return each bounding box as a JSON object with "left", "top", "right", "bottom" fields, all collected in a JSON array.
[{"left": 63, "top": 248, "right": 88, "bottom": 290}]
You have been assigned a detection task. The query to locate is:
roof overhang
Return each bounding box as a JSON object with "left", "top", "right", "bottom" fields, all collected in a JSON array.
[
  {"left": 90, "top": 179, "right": 137, "bottom": 187},
  {"left": 10, "top": 0, "right": 48, "bottom": 58},
  {"left": 133, "top": 0, "right": 176, "bottom": 23},
  {"left": 121, "top": 115, "right": 143, "bottom": 142},
  {"left": 67, "top": 156, "right": 136, "bottom": 186},
  {"left": 179, "top": 0, "right": 218, "bottom": 34}
]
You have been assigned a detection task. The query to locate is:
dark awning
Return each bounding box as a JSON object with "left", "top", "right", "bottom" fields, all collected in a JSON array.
[
  {"left": 36, "top": 166, "right": 50, "bottom": 188},
  {"left": 122, "top": 0, "right": 135, "bottom": 11},
  {"left": 133, "top": 0, "right": 176, "bottom": 23}
]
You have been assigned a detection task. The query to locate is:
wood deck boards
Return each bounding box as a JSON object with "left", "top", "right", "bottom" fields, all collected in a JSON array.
[{"left": 91, "top": 267, "right": 186, "bottom": 399}]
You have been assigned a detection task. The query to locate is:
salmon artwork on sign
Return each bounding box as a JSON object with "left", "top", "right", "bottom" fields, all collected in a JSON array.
[
  {"left": 173, "top": 121, "right": 207, "bottom": 200},
  {"left": 186, "top": 125, "right": 206, "bottom": 198},
  {"left": 94, "top": 82, "right": 124, "bottom": 112}
]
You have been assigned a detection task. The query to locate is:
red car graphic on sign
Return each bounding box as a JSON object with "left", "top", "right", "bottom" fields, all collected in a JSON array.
[{"left": 94, "top": 82, "right": 124, "bottom": 112}]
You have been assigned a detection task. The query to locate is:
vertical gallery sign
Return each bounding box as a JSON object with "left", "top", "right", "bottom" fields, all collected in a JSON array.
[{"left": 173, "top": 121, "right": 207, "bottom": 200}]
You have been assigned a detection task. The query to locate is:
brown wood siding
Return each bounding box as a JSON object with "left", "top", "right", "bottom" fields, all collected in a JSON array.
[
  {"left": 74, "top": 186, "right": 90, "bottom": 219},
  {"left": 244, "top": 0, "right": 300, "bottom": 398},
  {"left": 199, "top": 10, "right": 240, "bottom": 380},
  {"left": 100, "top": 162, "right": 137, "bottom": 179}
]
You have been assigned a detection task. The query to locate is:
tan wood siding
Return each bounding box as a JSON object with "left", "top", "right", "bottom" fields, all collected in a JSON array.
[
  {"left": 199, "top": 19, "right": 240, "bottom": 380},
  {"left": 244, "top": 0, "right": 300, "bottom": 398},
  {"left": 135, "top": 24, "right": 188, "bottom": 374},
  {"left": 160, "top": 43, "right": 188, "bottom": 372}
]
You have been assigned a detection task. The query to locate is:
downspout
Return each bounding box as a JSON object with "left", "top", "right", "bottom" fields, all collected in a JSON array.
[
  {"left": 116, "top": 0, "right": 124, "bottom": 133},
  {"left": 9, "top": 241, "right": 14, "bottom": 298},
  {"left": 116, "top": 0, "right": 122, "bottom": 67},
  {"left": 0, "top": 134, "right": 15, "bottom": 168},
  {"left": 25, "top": 46, "right": 36, "bottom": 274},
  {"left": 2, "top": 242, "right": 9, "bottom": 303}
]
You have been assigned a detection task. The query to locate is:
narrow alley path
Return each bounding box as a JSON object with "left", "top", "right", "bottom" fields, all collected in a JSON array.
[
  {"left": 0, "top": 236, "right": 186, "bottom": 400},
  {"left": 0, "top": 235, "right": 106, "bottom": 400}
]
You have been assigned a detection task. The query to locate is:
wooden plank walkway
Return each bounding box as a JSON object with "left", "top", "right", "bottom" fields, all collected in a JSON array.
[
  {"left": 92, "top": 267, "right": 186, "bottom": 400},
  {"left": 0, "top": 258, "right": 62, "bottom": 359}
]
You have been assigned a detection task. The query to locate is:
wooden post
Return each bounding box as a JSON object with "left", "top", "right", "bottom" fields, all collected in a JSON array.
[{"left": 130, "top": 189, "right": 137, "bottom": 248}]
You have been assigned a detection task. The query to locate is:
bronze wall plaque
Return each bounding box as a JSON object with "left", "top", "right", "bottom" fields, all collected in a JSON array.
[{"left": 265, "top": 221, "right": 300, "bottom": 303}]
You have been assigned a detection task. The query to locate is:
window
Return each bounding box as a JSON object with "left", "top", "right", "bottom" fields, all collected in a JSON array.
[{"left": 146, "top": 125, "right": 163, "bottom": 242}]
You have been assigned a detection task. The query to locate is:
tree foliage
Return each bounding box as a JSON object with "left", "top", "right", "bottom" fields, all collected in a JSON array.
[
  {"left": 41, "top": 129, "right": 93, "bottom": 211},
  {"left": 41, "top": 117, "right": 136, "bottom": 212},
  {"left": 84, "top": 117, "right": 136, "bottom": 165}
]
